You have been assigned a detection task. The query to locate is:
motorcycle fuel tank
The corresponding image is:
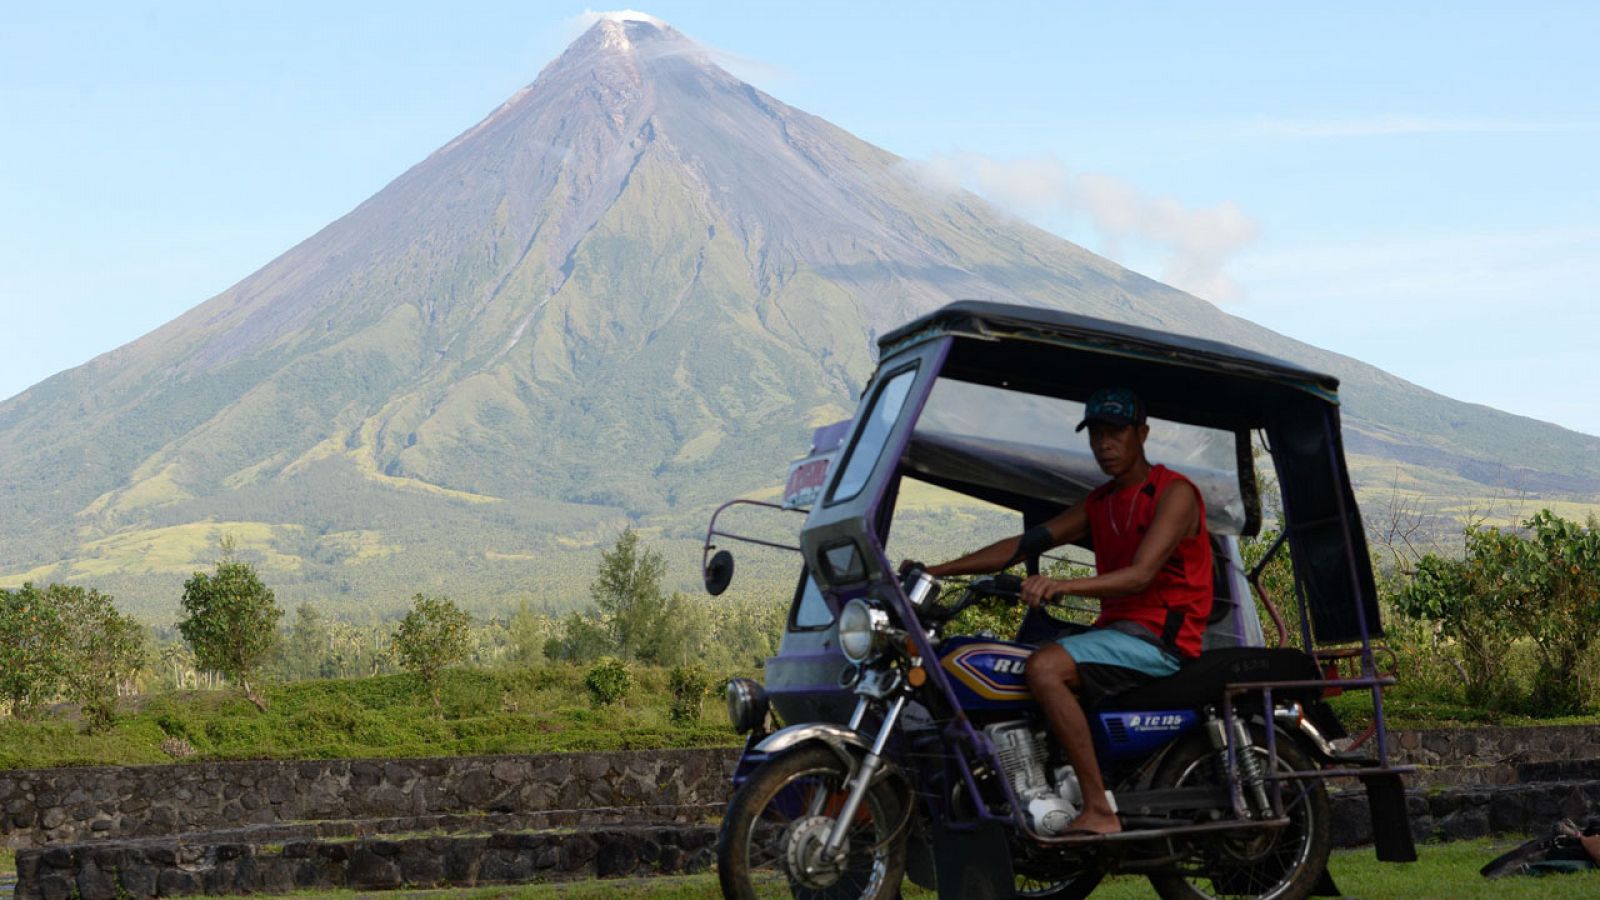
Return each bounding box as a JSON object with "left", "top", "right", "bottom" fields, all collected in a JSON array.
[{"left": 939, "top": 637, "right": 1035, "bottom": 711}]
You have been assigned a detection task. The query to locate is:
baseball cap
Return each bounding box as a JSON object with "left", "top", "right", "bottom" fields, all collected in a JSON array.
[{"left": 1075, "top": 388, "right": 1145, "bottom": 432}]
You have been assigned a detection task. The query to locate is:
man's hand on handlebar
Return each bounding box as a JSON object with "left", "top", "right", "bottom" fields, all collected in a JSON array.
[{"left": 1020, "top": 575, "right": 1065, "bottom": 609}]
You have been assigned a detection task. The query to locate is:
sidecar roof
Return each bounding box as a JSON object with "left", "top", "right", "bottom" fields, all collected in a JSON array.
[
  {"left": 875, "top": 301, "right": 1380, "bottom": 644},
  {"left": 878, "top": 301, "right": 1341, "bottom": 426}
]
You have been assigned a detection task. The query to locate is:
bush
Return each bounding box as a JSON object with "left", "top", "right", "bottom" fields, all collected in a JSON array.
[
  {"left": 584, "top": 656, "right": 633, "bottom": 707},
  {"left": 668, "top": 664, "right": 712, "bottom": 725},
  {"left": 1394, "top": 510, "right": 1600, "bottom": 715},
  {"left": 393, "top": 595, "right": 472, "bottom": 709}
]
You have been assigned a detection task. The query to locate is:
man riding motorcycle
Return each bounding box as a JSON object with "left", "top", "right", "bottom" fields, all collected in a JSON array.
[{"left": 914, "top": 387, "right": 1213, "bottom": 837}]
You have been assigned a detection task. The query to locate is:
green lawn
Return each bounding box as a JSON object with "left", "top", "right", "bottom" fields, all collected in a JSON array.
[{"left": 243, "top": 839, "right": 1597, "bottom": 899}]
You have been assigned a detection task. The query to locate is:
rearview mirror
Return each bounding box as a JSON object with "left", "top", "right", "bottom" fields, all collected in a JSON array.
[{"left": 704, "top": 549, "right": 735, "bottom": 596}]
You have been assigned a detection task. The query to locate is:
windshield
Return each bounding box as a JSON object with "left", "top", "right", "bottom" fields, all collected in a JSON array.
[
  {"left": 827, "top": 365, "right": 918, "bottom": 505},
  {"left": 906, "top": 377, "right": 1252, "bottom": 534}
]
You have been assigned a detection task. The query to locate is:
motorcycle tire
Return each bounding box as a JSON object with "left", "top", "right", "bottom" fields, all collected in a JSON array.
[
  {"left": 1145, "top": 725, "right": 1331, "bottom": 900},
  {"left": 717, "top": 744, "right": 909, "bottom": 900},
  {"left": 1014, "top": 866, "right": 1106, "bottom": 899}
]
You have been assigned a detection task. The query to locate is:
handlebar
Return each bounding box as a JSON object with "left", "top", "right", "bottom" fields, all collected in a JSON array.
[{"left": 901, "top": 567, "right": 1027, "bottom": 625}]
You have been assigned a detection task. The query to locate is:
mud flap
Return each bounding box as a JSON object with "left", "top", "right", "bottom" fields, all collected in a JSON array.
[
  {"left": 932, "top": 817, "right": 1015, "bottom": 899},
  {"left": 1361, "top": 772, "right": 1418, "bottom": 862}
]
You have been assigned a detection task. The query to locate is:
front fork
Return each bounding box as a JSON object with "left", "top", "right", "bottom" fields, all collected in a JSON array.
[{"left": 820, "top": 694, "right": 908, "bottom": 862}]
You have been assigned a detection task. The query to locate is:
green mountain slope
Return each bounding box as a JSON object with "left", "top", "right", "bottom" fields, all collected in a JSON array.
[{"left": 3, "top": 18, "right": 1596, "bottom": 619}]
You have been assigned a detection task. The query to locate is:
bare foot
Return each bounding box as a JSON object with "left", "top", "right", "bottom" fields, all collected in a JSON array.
[
  {"left": 1066, "top": 808, "right": 1122, "bottom": 836},
  {"left": 1581, "top": 833, "right": 1600, "bottom": 866}
]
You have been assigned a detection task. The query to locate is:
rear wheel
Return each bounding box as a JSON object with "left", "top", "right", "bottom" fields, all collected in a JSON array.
[
  {"left": 717, "top": 745, "right": 908, "bottom": 900},
  {"left": 1146, "top": 726, "right": 1330, "bottom": 900}
]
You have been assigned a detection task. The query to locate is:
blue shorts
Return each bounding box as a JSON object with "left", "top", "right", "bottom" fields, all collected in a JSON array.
[{"left": 1055, "top": 626, "right": 1182, "bottom": 707}]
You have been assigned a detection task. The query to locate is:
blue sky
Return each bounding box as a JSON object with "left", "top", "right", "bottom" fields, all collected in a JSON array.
[{"left": 2, "top": 2, "right": 1596, "bottom": 435}]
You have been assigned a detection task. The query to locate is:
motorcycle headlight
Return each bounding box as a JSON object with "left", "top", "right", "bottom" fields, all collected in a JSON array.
[
  {"left": 838, "top": 598, "right": 890, "bottom": 663},
  {"left": 725, "top": 677, "right": 769, "bottom": 735}
]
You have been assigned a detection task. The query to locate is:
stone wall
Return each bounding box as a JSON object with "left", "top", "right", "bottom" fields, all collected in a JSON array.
[
  {"left": 7, "top": 724, "right": 1600, "bottom": 848},
  {"left": 1331, "top": 780, "right": 1600, "bottom": 847},
  {"left": 14, "top": 827, "right": 718, "bottom": 900},
  {"left": 1376, "top": 717, "right": 1600, "bottom": 775},
  {"left": 0, "top": 748, "right": 740, "bottom": 849}
]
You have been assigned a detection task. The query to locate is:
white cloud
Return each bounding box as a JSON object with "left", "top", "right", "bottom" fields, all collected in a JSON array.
[
  {"left": 913, "top": 153, "right": 1259, "bottom": 303},
  {"left": 564, "top": 9, "right": 788, "bottom": 84},
  {"left": 574, "top": 9, "right": 665, "bottom": 29}
]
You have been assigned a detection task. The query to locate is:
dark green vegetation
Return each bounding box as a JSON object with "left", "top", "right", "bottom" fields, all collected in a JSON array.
[
  {"left": 1254, "top": 508, "right": 1600, "bottom": 730},
  {"left": 1394, "top": 511, "right": 1600, "bottom": 715},
  {"left": 0, "top": 665, "right": 738, "bottom": 771},
  {"left": 2, "top": 18, "right": 1597, "bottom": 618},
  {"left": 0, "top": 531, "right": 772, "bottom": 768}
]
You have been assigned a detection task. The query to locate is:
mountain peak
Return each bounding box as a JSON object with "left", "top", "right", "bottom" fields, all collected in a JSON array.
[{"left": 570, "top": 11, "right": 687, "bottom": 55}]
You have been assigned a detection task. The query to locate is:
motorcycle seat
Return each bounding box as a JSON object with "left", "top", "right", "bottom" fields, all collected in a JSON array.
[{"left": 1094, "top": 646, "right": 1323, "bottom": 712}]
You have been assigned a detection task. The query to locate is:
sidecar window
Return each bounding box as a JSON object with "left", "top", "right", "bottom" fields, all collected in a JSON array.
[{"left": 791, "top": 573, "right": 833, "bottom": 630}]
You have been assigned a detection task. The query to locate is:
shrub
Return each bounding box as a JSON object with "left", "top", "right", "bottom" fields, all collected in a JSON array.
[
  {"left": 1394, "top": 510, "right": 1600, "bottom": 715},
  {"left": 179, "top": 553, "right": 283, "bottom": 711},
  {"left": 584, "top": 656, "right": 633, "bottom": 707},
  {"left": 393, "top": 595, "right": 472, "bottom": 709},
  {"left": 668, "top": 664, "right": 712, "bottom": 725},
  {"left": 0, "top": 584, "right": 67, "bottom": 718}
]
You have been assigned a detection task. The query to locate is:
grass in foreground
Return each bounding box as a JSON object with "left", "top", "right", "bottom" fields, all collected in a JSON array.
[
  {"left": 248, "top": 838, "right": 1599, "bottom": 899},
  {"left": 0, "top": 667, "right": 741, "bottom": 770}
]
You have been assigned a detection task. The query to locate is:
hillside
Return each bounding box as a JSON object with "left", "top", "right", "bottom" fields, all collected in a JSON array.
[{"left": 2, "top": 17, "right": 1596, "bottom": 619}]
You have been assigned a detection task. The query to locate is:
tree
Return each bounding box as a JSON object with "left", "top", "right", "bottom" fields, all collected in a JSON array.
[
  {"left": 178, "top": 556, "right": 283, "bottom": 711},
  {"left": 0, "top": 584, "right": 67, "bottom": 718},
  {"left": 591, "top": 528, "right": 669, "bottom": 660},
  {"left": 52, "top": 584, "right": 146, "bottom": 731},
  {"left": 393, "top": 594, "right": 471, "bottom": 708},
  {"left": 544, "top": 611, "right": 614, "bottom": 663},
  {"left": 278, "top": 603, "right": 332, "bottom": 680},
  {"left": 506, "top": 601, "right": 548, "bottom": 668}
]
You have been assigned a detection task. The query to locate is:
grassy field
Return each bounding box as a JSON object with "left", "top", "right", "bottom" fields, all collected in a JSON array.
[
  {"left": 0, "top": 667, "right": 740, "bottom": 771},
  {"left": 234, "top": 839, "right": 1596, "bottom": 899}
]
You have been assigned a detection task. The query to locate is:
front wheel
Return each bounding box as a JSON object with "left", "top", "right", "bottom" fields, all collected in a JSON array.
[
  {"left": 1146, "top": 726, "right": 1330, "bottom": 900},
  {"left": 717, "top": 745, "right": 908, "bottom": 900}
]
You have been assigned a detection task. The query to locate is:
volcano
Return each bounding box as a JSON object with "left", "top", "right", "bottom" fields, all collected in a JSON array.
[{"left": 3, "top": 16, "right": 1596, "bottom": 616}]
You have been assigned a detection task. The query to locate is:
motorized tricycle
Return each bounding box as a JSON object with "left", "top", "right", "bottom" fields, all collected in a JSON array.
[{"left": 702, "top": 302, "right": 1416, "bottom": 899}]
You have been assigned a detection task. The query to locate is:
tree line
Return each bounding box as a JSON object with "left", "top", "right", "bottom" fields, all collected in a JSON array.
[{"left": 0, "top": 528, "right": 786, "bottom": 731}]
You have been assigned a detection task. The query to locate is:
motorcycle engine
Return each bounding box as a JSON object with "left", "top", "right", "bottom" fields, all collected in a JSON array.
[{"left": 986, "top": 722, "right": 1083, "bottom": 836}]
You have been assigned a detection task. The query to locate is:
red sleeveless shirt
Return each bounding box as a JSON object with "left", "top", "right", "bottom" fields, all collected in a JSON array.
[{"left": 1084, "top": 464, "right": 1213, "bottom": 659}]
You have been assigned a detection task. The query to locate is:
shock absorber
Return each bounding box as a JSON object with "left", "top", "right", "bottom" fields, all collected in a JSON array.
[
  {"left": 1202, "top": 707, "right": 1271, "bottom": 818},
  {"left": 1231, "top": 718, "right": 1273, "bottom": 818}
]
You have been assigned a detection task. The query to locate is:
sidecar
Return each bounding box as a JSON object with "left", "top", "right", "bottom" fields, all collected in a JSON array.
[{"left": 705, "top": 301, "right": 1415, "bottom": 898}]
